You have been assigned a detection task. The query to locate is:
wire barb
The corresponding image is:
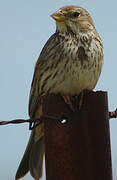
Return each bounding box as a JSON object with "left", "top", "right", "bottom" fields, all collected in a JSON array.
[
  {"left": 109, "top": 109, "right": 117, "bottom": 119},
  {"left": 0, "top": 118, "right": 42, "bottom": 130}
]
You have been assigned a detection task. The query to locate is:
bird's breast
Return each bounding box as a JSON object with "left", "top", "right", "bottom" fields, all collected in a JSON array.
[{"left": 39, "top": 34, "right": 103, "bottom": 95}]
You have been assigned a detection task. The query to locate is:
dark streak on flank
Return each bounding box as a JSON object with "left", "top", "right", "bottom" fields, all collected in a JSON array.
[
  {"left": 77, "top": 46, "right": 88, "bottom": 65},
  {"left": 52, "top": 69, "right": 59, "bottom": 80}
]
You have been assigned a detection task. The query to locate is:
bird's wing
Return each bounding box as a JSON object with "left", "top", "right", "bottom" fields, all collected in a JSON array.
[
  {"left": 28, "top": 66, "right": 42, "bottom": 119},
  {"left": 28, "top": 32, "right": 59, "bottom": 118}
]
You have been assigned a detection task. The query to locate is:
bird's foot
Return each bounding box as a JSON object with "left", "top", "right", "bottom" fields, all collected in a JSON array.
[
  {"left": 78, "top": 91, "right": 84, "bottom": 110},
  {"left": 62, "top": 95, "right": 74, "bottom": 111}
]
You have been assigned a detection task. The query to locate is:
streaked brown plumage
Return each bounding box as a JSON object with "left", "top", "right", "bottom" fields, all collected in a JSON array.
[{"left": 16, "top": 5, "right": 104, "bottom": 180}]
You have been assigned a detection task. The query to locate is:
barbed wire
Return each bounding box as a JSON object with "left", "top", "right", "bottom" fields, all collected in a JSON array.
[{"left": 0, "top": 109, "right": 117, "bottom": 130}]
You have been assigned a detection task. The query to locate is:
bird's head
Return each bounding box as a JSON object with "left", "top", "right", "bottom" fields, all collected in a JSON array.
[{"left": 51, "top": 6, "right": 95, "bottom": 36}]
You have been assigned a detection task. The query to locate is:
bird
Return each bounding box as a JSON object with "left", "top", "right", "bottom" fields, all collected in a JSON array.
[{"left": 15, "top": 5, "right": 104, "bottom": 180}]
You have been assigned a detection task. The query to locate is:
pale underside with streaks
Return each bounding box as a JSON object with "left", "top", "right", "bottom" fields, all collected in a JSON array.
[{"left": 33, "top": 31, "right": 103, "bottom": 96}]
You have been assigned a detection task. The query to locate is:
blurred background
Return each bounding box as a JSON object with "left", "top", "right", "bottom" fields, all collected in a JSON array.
[{"left": 0, "top": 0, "right": 117, "bottom": 179}]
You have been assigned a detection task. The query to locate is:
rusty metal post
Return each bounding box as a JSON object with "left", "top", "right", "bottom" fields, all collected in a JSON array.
[{"left": 43, "top": 91, "right": 113, "bottom": 180}]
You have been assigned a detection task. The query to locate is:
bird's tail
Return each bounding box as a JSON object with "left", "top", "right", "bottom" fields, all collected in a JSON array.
[{"left": 15, "top": 126, "right": 44, "bottom": 180}]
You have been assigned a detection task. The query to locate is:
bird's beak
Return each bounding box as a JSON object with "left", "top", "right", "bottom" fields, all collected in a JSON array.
[{"left": 51, "top": 12, "right": 65, "bottom": 22}]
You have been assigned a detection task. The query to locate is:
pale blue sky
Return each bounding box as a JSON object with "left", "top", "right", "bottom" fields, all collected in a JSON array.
[{"left": 0, "top": 0, "right": 117, "bottom": 180}]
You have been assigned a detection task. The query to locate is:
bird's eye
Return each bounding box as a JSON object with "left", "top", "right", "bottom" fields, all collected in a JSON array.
[{"left": 73, "top": 12, "right": 80, "bottom": 18}]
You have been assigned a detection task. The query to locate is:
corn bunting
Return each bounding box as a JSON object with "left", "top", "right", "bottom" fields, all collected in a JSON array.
[{"left": 16, "top": 5, "right": 104, "bottom": 180}]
